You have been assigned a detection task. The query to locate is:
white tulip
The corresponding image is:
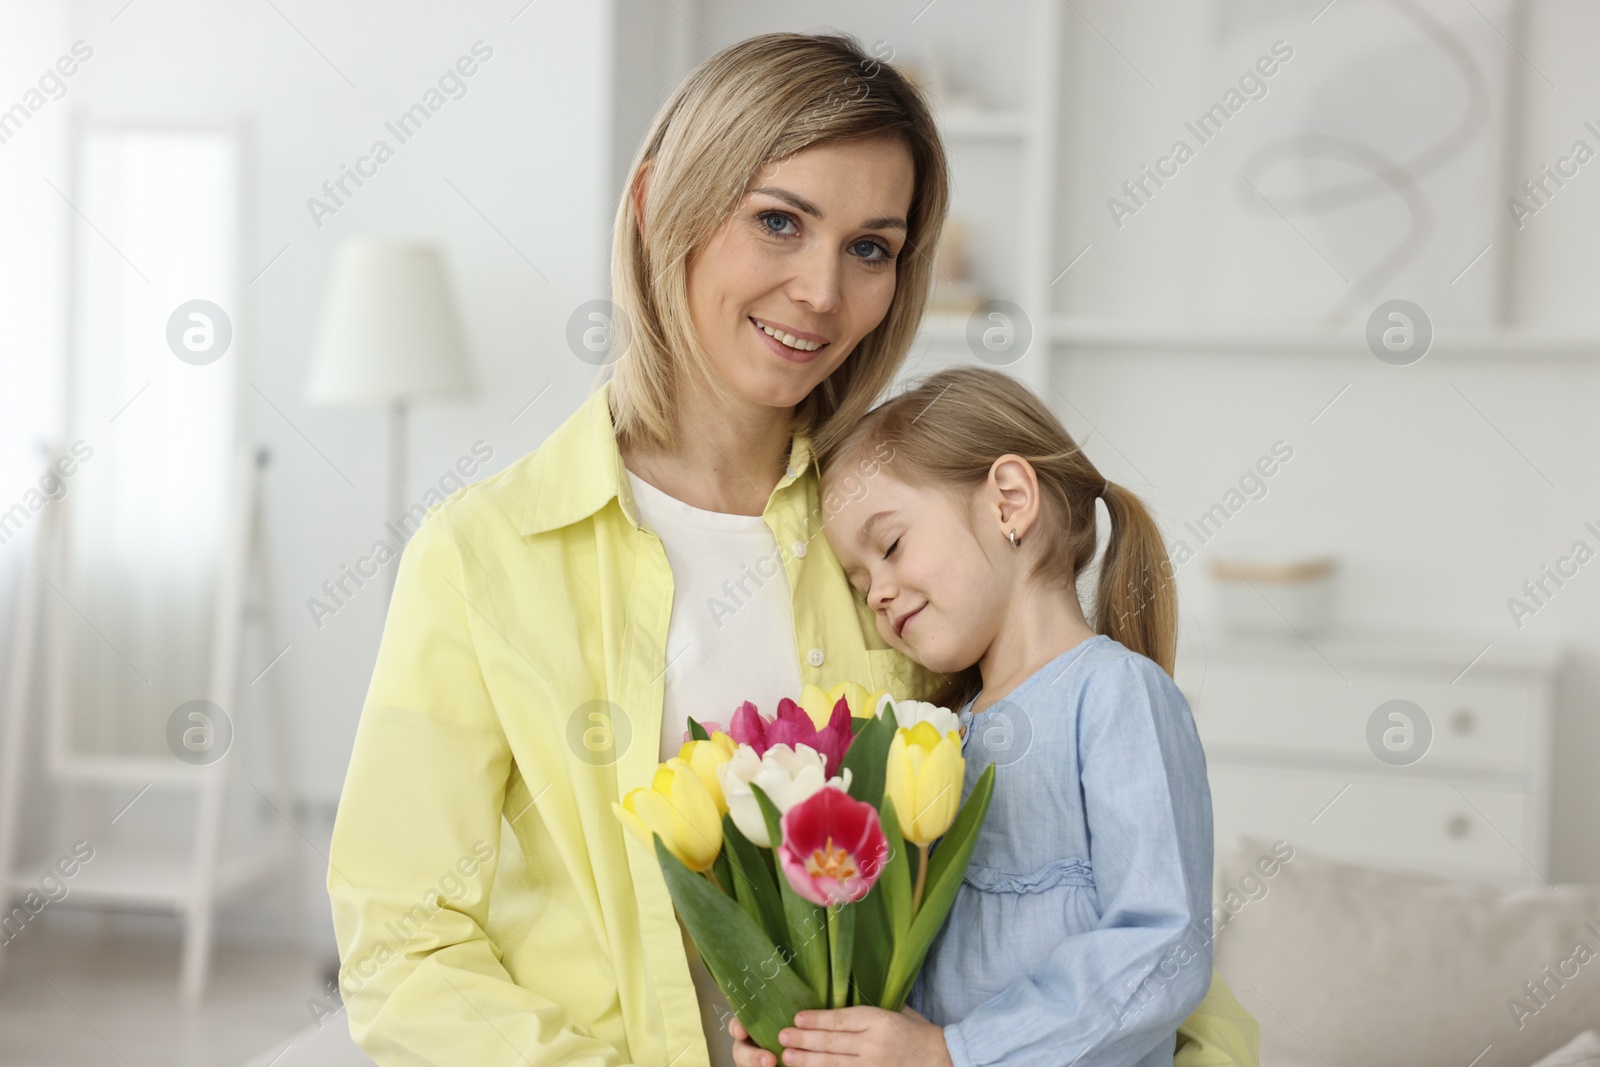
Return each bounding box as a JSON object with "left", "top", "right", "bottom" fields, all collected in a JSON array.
[
  {"left": 717, "top": 742, "right": 852, "bottom": 848},
  {"left": 880, "top": 696, "right": 962, "bottom": 738}
]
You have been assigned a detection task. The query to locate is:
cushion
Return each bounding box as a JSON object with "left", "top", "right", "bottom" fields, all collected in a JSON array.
[
  {"left": 1211, "top": 834, "right": 1600, "bottom": 1067},
  {"left": 1530, "top": 1030, "right": 1600, "bottom": 1066}
]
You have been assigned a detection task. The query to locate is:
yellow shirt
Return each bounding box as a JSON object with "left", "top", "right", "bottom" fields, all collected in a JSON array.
[{"left": 326, "top": 379, "right": 1260, "bottom": 1066}]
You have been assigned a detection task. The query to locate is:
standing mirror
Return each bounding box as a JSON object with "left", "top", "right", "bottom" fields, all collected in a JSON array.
[{"left": 53, "top": 121, "right": 246, "bottom": 768}]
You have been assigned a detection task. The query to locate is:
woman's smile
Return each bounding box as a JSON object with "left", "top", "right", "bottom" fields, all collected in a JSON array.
[{"left": 749, "top": 315, "right": 829, "bottom": 363}]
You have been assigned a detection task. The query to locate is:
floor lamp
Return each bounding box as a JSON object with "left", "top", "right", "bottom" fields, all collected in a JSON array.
[{"left": 305, "top": 240, "right": 475, "bottom": 605}]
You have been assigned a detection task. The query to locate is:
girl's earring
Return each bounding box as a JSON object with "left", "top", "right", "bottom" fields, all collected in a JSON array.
[{"left": 1008, "top": 528, "right": 1020, "bottom": 547}]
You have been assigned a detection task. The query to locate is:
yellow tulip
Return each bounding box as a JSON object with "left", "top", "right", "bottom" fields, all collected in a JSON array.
[
  {"left": 677, "top": 731, "right": 736, "bottom": 814},
  {"left": 834, "top": 680, "right": 895, "bottom": 722},
  {"left": 799, "top": 680, "right": 892, "bottom": 727},
  {"left": 884, "top": 720, "right": 964, "bottom": 846},
  {"left": 798, "top": 683, "right": 839, "bottom": 728},
  {"left": 611, "top": 757, "right": 723, "bottom": 872}
]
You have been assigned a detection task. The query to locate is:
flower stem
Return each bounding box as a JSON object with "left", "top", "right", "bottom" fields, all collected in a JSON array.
[
  {"left": 832, "top": 908, "right": 857, "bottom": 1004},
  {"left": 704, "top": 867, "right": 723, "bottom": 893},
  {"left": 832, "top": 908, "right": 844, "bottom": 1011},
  {"left": 911, "top": 842, "right": 929, "bottom": 914}
]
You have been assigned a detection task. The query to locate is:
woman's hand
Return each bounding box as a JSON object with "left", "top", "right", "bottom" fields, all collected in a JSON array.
[{"left": 750, "top": 1005, "right": 953, "bottom": 1067}]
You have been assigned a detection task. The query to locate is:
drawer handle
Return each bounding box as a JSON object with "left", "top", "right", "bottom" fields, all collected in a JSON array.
[
  {"left": 1451, "top": 709, "right": 1476, "bottom": 736},
  {"left": 1446, "top": 813, "right": 1472, "bottom": 839}
]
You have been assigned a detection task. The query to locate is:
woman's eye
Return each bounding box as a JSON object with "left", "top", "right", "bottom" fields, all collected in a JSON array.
[
  {"left": 756, "top": 211, "right": 895, "bottom": 266},
  {"left": 853, "top": 238, "right": 895, "bottom": 263},
  {"left": 757, "top": 210, "right": 796, "bottom": 236}
]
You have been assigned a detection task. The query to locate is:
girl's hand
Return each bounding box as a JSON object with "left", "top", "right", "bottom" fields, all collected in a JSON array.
[
  {"left": 729, "top": 1015, "right": 777, "bottom": 1067},
  {"left": 775, "top": 1005, "right": 953, "bottom": 1067}
]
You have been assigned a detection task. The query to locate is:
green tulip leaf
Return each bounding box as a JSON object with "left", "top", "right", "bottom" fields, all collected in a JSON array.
[
  {"left": 749, "top": 782, "right": 828, "bottom": 1004},
  {"left": 653, "top": 835, "right": 819, "bottom": 1054},
  {"left": 880, "top": 762, "right": 996, "bottom": 1010},
  {"left": 842, "top": 708, "right": 890, "bottom": 808},
  {"left": 849, "top": 882, "right": 890, "bottom": 1006},
  {"left": 919, "top": 762, "right": 995, "bottom": 909},
  {"left": 875, "top": 797, "right": 912, "bottom": 944},
  {"left": 712, "top": 848, "right": 735, "bottom": 899},
  {"left": 687, "top": 717, "right": 710, "bottom": 742},
  {"left": 722, "top": 813, "right": 787, "bottom": 950}
]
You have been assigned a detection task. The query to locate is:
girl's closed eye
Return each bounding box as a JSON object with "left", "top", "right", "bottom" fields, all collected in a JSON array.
[{"left": 859, "top": 537, "right": 901, "bottom": 605}]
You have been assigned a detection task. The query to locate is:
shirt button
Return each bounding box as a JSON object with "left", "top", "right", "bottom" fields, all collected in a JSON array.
[
  {"left": 807, "top": 647, "right": 825, "bottom": 667},
  {"left": 791, "top": 540, "right": 807, "bottom": 558}
]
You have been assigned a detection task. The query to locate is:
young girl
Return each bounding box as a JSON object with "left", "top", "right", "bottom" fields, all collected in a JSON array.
[{"left": 732, "top": 364, "right": 1219, "bottom": 1067}]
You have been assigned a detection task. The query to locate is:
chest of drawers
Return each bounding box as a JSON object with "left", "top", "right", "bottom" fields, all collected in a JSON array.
[{"left": 1173, "top": 631, "right": 1561, "bottom": 887}]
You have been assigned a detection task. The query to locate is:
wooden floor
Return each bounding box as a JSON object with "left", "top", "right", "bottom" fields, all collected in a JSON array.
[{"left": 0, "top": 917, "right": 338, "bottom": 1066}]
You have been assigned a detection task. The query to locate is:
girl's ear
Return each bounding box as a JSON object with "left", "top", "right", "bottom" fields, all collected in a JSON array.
[{"left": 987, "top": 454, "right": 1040, "bottom": 537}]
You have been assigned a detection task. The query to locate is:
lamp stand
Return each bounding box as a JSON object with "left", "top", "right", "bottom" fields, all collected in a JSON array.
[{"left": 385, "top": 399, "right": 408, "bottom": 606}]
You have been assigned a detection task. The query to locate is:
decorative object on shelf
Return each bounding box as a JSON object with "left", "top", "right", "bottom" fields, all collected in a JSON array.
[
  {"left": 894, "top": 50, "right": 987, "bottom": 118},
  {"left": 926, "top": 216, "right": 986, "bottom": 313},
  {"left": 1206, "top": 544, "right": 1338, "bottom": 636}
]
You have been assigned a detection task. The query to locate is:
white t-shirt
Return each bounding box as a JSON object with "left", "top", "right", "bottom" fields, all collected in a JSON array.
[
  {"left": 625, "top": 468, "right": 805, "bottom": 761},
  {"left": 624, "top": 467, "right": 805, "bottom": 1067}
]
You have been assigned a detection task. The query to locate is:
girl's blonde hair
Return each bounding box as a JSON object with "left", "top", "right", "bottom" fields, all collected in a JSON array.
[
  {"left": 604, "top": 31, "right": 950, "bottom": 462},
  {"left": 820, "top": 366, "right": 1179, "bottom": 710}
]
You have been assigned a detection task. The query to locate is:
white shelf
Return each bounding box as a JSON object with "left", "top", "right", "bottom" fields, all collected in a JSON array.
[
  {"left": 916, "top": 309, "right": 980, "bottom": 343},
  {"left": 915, "top": 312, "right": 1600, "bottom": 360},
  {"left": 1051, "top": 317, "right": 1600, "bottom": 359},
  {"left": 1174, "top": 626, "right": 1565, "bottom": 678}
]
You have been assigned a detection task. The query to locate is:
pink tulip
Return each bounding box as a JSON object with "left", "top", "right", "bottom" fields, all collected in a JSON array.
[
  {"left": 729, "top": 698, "right": 854, "bottom": 779},
  {"left": 777, "top": 786, "right": 887, "bottom": 907}
]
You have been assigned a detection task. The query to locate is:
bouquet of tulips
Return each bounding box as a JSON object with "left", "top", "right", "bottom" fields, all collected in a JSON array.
[{"left": 611, "top": 682, "right": 996, "bottom": 1057}]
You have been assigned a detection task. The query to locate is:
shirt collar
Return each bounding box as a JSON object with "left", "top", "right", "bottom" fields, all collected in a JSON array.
[{"left": 520, "top": 378, "right": 816, "bottom": 536}]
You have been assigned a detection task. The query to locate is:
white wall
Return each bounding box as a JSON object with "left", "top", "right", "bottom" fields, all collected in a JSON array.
[{"left": 2, "top": 0, "right": 618, "bottom": 943}]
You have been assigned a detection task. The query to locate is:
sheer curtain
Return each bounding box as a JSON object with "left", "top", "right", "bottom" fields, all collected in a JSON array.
[{"left": 61, "top": 126, "right": 241, "bottom": 759}]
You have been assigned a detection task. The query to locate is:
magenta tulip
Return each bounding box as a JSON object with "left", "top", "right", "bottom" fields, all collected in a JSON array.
[
  {"left": 729, "top": 698, "right": 854, "bottom": 779},
  {"left": 777, "top": 786, "right": 887, "bottom": 906}
]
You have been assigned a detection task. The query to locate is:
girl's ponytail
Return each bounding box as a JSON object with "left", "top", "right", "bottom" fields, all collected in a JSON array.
[{"left": 1094, "top": 481, "right": 1178, "bottom": 677}]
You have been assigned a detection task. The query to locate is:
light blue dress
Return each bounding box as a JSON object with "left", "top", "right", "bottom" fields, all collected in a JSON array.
[{"left": 907, "top": 634, "right": 1214, "bottom": 1067}]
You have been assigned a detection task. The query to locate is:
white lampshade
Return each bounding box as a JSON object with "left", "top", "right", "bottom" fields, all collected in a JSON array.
[{"left": 306, "top": 240, "right": 475, "bottom": 406}]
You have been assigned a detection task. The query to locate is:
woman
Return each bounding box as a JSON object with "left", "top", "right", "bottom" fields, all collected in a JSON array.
[{"left": 326, "top": 31, "right": 1259, "bottom": 1067}]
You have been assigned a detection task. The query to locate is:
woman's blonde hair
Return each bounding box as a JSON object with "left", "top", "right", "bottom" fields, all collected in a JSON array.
[
  {"left": 604, "top": 31, "right": 950, "bottom": 462},
  {"left": 819, "top": 366, "right": 1179, "bottom": 710}
]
